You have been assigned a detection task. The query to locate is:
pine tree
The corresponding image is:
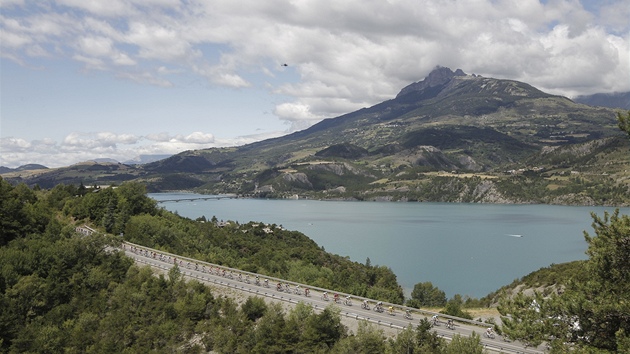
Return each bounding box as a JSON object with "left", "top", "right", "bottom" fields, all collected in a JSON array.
[{"left": 498, "top": 210, "right": 630, "bottom": 351}]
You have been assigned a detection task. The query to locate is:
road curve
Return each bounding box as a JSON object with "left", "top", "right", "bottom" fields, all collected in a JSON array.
[{"left": 122, "top": 241, "right": 546, "bottom": 354}]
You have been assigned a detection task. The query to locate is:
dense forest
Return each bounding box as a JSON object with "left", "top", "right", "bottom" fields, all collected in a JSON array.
[{"left": 0, "top": 177, "right": 490, "bottom": 353}]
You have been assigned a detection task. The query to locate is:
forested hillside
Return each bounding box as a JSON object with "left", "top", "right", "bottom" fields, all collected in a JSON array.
[
  {"left": 55, "top": 182, "right": 404, "bottom": 303},
  {"left": 1, "top": 178, "right": 487, "bottom": 353}
]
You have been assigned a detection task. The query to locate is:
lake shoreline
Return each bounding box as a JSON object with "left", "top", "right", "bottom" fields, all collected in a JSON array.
[
  {"left": 152, "top": 193, "right": 629, "bottom": 298},
  {"left": 157, "top": 191, "right": 630, "bottom": 208}
]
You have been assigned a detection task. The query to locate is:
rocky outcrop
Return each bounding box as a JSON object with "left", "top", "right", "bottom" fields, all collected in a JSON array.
[
  {"left": 315, "top": 143, "right": 368, "bottom": 159},
  {"left": 307, "top": 162, "right": 375, "bottom": 178},
  {"left": 398, "top": 146, "right": 459, "bottom": 170},
  {"left": 396, "top": 66, "right": 466, "bottom": 98},
  {"left": 282, "top": 172, "right": 313, "bottom": 188},
  {"left": 458, "top": 155, "right": 482, "bottom": 171},
  {"left": 549, "top": 194, "right": 596, "bottom": 206},
  {"left": 470, "top": 180, "right": 511, "bottom": 203}
]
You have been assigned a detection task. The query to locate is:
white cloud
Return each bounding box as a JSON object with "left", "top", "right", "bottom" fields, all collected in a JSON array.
[
  {"left": 1, "top": 0, "right": 629, "bottom": 168},
  {"left": 114, "top": 69, "right": 173, "bottom": 86},
  {"left": 71, "top": 54, "right": 107, "bottom": 70},
  {"left": 112, "top": 52, "right": 135, "bottom": 66},
  {"left": 181, "top": 132, "right": 214, "bottom": 144},
  {"left": 213, "top": 73, "right": 250, "bottom": 88},
  {"left": 125, "top": 21, "right": 199, "bottom": 62},
  {"left": 597, "top": 1, "right": 630, "bottom": 33},
  {"left": 274, "top": 102, "right": 320, "bottom": 121},
  {"left": 0, "top": 130, "right": 222, "bottom": 168},
  {"left": 1, "top": 137, "right": 31, "bottom": 150},
  {"left": 62, "top": 132, "right": 140, "bottom": 148},
  {"left": 78, "top": 35, "right": 113, "bottom": 57},
  {"left": 55, "top": 0, "right": 133, "bottom": 17},
  {"left": 0, "top": 0, "right": 24, "bottom": 6},
  {"left": 4, "top": 0, "right": 627, "bottom": 101},
  {"left": 145, "top": 132, "right": 172, "bottom": 142}
]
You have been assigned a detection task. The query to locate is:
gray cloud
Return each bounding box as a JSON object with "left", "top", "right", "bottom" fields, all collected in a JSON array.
[{"left": 1, "top": 0, "right": 628, "bottom": 167}]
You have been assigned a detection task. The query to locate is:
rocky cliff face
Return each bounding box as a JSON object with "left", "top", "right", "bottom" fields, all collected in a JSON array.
[{"left": 396, "top": 66, "right": 467, "bottom": 98}]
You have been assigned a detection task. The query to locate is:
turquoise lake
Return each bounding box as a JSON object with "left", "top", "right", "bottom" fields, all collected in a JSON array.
[{"left": 150, "top": 193, "right": 629, "bottom": 298}]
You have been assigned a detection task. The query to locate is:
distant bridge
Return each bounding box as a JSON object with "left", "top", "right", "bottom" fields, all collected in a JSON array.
[{"left": 155, "top": 194, "right": 238, "bottom": 203}]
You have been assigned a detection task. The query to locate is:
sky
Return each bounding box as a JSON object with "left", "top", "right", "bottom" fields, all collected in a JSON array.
[{"left": 1, "top": 0, "right": 629, "bottom": 168}]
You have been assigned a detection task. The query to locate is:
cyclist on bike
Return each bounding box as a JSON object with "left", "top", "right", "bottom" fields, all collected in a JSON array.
[{"left": 376, "top": 301, "right": 383, "bottom": 310}]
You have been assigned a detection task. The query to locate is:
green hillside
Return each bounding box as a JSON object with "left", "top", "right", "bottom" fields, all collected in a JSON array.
[{"left": 3, "top": 176, "right": 510, "bottom": 354}]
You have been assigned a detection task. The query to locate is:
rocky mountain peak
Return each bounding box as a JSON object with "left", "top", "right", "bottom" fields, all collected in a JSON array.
[{"left": 396, "top": 66, "right": 467, "bottom": 98}]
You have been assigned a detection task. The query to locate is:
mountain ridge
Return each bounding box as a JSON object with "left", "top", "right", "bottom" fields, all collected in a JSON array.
[
  {"left": 4, "top": 67, "right": 629, "bottom": 205},
  {"left": 573, "top": 91, "right": 630, "bottom": 110}
]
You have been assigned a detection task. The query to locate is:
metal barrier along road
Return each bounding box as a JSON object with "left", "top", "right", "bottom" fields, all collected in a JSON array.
[{"left": 122, "top": 241, "right": 546, "bottom": 354}]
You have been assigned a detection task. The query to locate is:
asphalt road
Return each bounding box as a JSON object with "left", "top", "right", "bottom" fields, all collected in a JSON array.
[{"left": 122, "top": 242, "right": 546, "bottom": 354}]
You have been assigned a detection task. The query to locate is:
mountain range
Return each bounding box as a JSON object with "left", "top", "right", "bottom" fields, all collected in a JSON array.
[
  {"left": 573, "top": 91, "right": 630, "bottom": 110},
  {"left": 3, "top": 67, "right": 629, "bottom": 205}
]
